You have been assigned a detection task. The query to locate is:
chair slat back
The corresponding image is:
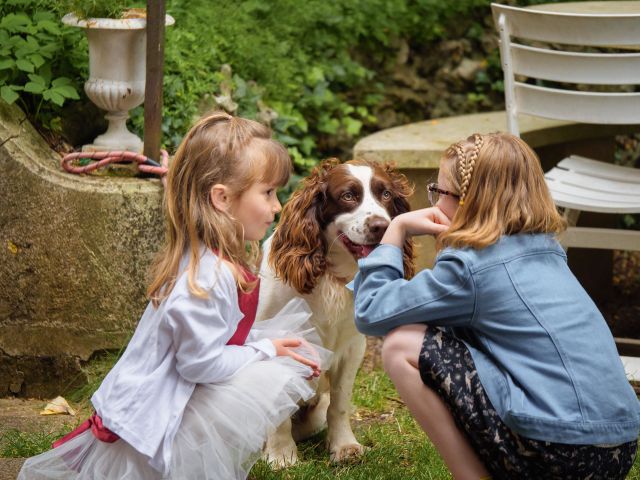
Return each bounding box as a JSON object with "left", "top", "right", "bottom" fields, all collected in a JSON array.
[
  {"left": 510, "top": 44, "right": 640, "bottom": 85},
  {"left": 514, "top": 83, "right": 640, "bottom": 125},
  {"left": 559, "top": 155, "right": 640, "bottom": 182},
  {"left": 491, "top": 3, "right": 640, "bottom": 46},
  {"left": 491, "top": 3, "right": 640, "bottom": 135}
]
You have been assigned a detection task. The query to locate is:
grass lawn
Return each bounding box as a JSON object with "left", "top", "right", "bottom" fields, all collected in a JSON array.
[{"left": 1, "top": 359, "right": 639, "bottom": 479}]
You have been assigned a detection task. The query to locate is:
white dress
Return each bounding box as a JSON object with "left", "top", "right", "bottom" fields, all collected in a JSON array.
[{"left": 18, "top": 252, "right": 330, "bottom": 480}]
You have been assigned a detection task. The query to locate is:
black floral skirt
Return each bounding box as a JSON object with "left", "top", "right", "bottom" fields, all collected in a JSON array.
[{"left": 417, "top": 327, "right": 638, "bottom": 480}]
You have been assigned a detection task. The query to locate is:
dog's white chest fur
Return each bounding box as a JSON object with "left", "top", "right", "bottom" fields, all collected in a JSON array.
[{"left": 257, "top": 237, "right": 359, "bottom": 359}]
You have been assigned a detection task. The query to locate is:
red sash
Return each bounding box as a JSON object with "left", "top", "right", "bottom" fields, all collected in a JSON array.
[
  {"left": 52, "top": 411, "right": 119, "bottom": 448},
  {"left": 226, "top": 266, "right": 260, "bottom": 345}
]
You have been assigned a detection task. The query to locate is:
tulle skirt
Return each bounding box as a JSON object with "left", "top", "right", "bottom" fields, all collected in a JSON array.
[{"left": 18, "top": 299, "right": 330, "bottom": 480}]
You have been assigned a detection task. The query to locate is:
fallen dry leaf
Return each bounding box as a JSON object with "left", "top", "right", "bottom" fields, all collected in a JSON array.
[{"left": 40, "top": 396, "right": 76, "bottom": 416}]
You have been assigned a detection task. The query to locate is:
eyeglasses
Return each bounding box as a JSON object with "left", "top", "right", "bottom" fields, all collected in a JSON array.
[{"left": 427, "top": 183, "right": 460, "bottom": 206}]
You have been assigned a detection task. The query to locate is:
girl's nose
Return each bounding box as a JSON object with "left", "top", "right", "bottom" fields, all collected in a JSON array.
[{"left": 273, "top": 198, "right": 282, "bottom": 213}]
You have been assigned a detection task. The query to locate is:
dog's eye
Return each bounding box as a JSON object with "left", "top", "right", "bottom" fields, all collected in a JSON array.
[
  {"left": 341, "top": 192, "right": 355, "bottom": 201},
  {"left": 382, "top": 190, "right": 392, "bottom": 200}
]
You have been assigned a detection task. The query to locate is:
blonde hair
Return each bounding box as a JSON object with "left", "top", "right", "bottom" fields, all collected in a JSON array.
[
  {"left": 437, "top": 132, "right": 566, "bottom": 251},
  {"left": 147, "top": 111, "right": 291, "bottom": 305}
]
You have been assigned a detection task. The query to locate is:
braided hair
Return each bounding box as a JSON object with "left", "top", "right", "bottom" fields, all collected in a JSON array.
[{"left": 455, "top": 134, "right": 483, "bottom": 206}]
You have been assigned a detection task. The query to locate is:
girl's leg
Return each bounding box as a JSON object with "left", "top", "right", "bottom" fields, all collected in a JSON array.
[{"left": 382, "top": 324, "right": 490, "bottom": 480}]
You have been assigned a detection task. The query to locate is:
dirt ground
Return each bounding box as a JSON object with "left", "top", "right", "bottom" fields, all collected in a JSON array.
[{"left": 0, "top": 398, "right": 83, "bottom": 479}]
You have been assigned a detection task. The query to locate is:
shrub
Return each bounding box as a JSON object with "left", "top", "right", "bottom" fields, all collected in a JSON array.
[
  {"left": 2, "top": 0, "right": 572, "bottom": 174},
  {"left": 0, "top": 2, "right": 83, "bottom": 131}
]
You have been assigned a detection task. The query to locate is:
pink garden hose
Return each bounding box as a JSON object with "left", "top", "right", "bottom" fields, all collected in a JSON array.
[{"left": 61, "top": 150, "right": 170, "bottom": 186}]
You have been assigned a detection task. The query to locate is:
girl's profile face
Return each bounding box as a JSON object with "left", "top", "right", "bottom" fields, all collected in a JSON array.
[
  {"left": 436, "top": 160, "right": 460, "bottom": 222},
  {"left": 230, "top": 181, "right": 282, "bottom": 242}
]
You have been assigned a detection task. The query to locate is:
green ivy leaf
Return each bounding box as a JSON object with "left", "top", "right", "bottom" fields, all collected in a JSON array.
[
  {"left": 29, "top": 54, "right": 45, "bottom": 69},
  {"left": 343, "top": 117, "right": 363, "bottom": 136},
  {"left": 8, "top": 35, "right": 26, "bottom": 49},
  {"left": 0, "top": 85, "right": 19, "bottom": 104},
  {"left": 307, "top": 66, "right": 325, "bottom": 85},
  {"left": 50, "top": 85, "right": 80, "bottom": 99},
  {"left": 0, "top": 58, "right": 14, "bottom": 70},
  {"left": 51, "top": 77, "right": 72, "bottom": 88},
  {"left": 24, "top": 81, "right": 45, "bottom": 94},
  {"left": 27, "top": 73, "right": 46, "bottom": 85},
  {"left": 0, "top": 13, "right": 30, "bottom": 32},
  {"left": 42, "top": 89, "right": 65, "bottom": 106},
  {"left": 15, "top": 58, "right": 33, "bottom": 72},
  {"left": 317, "top": 115, "right": 339, "bottom": 134},
  {"left": 25, "top": 36, "right": 39, "bottom": 50},
  {"left": 299, "top": 136, "right": 315, "bottom": 156},
  {"left": 276, "top": 133, "right": 299, "bottom": 145},
  {"left": 36, "top": 20, "right": 60, "bottom": 35}
]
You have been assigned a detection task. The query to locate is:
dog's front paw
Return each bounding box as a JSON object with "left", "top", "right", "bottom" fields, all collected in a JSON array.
[
  {"left": 263, "top": 445, "right": 298, "bottom": 469},
  {"left": 329, "top": 442, "right": 366, "bottom": 463}
]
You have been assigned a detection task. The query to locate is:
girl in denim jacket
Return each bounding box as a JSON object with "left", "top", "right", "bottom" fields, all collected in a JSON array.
[{"left": 351, "top": 133, "right": 639, "bottom": 479}]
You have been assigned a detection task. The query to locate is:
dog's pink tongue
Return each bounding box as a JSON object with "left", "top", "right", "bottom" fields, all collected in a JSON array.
[{"left": 360, "top": 244, "right": 376, "bottom": 258}]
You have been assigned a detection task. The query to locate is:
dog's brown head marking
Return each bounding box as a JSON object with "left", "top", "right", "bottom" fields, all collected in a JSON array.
[{"left": 270, "top": 159, "right": 415, "bottom": 294}]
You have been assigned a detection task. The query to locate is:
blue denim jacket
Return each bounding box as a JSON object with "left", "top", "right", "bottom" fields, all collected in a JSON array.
[{"left": 352, "top": 233, "right": 640, "bottom": 445}]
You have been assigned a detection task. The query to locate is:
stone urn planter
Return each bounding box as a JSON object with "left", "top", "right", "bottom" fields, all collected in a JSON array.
[{"left": 62, "top": 12, "right": 174, "bottom": 152}]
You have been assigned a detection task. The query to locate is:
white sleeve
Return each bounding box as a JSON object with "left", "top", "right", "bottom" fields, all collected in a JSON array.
[{"left": 166, "top": 285, "right": 275, "bottom": 384}]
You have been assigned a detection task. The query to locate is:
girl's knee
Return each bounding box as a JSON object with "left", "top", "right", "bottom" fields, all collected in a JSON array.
[{"left": 381, "top": 324, "right": 426, "bottom": 375}]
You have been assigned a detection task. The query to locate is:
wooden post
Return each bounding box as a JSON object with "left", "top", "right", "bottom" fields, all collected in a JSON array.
[{"left": 143, "top": 0, "right": 166, "bottom": 161}]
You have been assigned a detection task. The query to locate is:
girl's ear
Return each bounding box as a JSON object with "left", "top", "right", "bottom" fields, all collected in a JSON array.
[{"left": 210, "top": 184, "right": 231, "bottom": 212}]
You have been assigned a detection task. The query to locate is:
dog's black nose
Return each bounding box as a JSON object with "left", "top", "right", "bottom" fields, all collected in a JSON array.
[{"left": 367, "top": 217, "right": 390, "bottom": 238}]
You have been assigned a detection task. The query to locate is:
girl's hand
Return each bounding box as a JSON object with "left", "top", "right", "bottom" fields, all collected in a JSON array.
[
  {"left": 396, "top": 207, "right": 451, "bottom": 237},
  {"left": 271, "top": 338, "right": 321, "bottom": 378},
  {"left": 381, "top": 207, "right": 451, "bottom": 248}
]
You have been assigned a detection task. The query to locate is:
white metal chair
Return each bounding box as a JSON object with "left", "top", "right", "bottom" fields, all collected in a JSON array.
[{"left": 491, "top": 3, "right": 640, "bottom": 372}]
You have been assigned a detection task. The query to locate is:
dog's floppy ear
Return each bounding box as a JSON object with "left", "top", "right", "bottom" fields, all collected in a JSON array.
[
  {"left": 382, "top": 162, "right": 416, "bottom": 279},
  {"left": 270, "top": 158, "right": 339, "bottom": 294}
]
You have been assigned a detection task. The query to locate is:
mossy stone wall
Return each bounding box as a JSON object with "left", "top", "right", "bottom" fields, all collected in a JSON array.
[{"left": 0, "top": 101, "right": 164, "bottom": 398}]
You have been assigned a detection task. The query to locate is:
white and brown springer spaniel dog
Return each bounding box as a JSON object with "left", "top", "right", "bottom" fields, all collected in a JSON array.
[{"left": 257, "top": 158, "right": 415, "bottom": 466}]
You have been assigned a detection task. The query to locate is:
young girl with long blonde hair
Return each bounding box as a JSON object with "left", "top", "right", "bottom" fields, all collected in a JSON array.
[
  {"left": 19, "top": 112, "right": 328, "bottom": 480},
  {"left": 351, "top": 132, "right": 639, "bottom": 479}
]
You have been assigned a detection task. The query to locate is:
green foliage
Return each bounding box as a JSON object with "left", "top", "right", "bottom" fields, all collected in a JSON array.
[
  {"left": 0, "top": 427, "right": 74, "bottom": 457},
  {"left": 145, "top": 0, "right": 569, "bottom": 174},
  {"left": 140, "top": 0, "right": 395, "bottom": 173},
  {"left": 0, "top": 1, "right": 85, "bottom": 131},
  {"left": 0, "top": 11, "right": 79, "bottom": 105},
  {"left": 1, "top": 0, "right": 586, "bottom": 178}
]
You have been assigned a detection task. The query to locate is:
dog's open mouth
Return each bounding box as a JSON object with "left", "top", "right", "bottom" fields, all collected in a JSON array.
[{"left": 339, "top": 232, "right": 377, "bottom": 259}]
